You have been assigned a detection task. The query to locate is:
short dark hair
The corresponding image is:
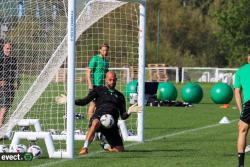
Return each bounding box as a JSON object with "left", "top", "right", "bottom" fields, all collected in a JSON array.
[
  {"left": 99, "top": 43, "right": 109, "bottom": 49},
  {"left": 248, "top": 50, "right": 250, "bottom": 55}
]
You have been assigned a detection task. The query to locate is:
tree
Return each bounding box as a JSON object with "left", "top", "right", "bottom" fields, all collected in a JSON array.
[
  {"left": 217, "top": 0, "right": 250, "bottom": 66},
  {"left": 146, "top": 0, "right": 224, "bottom": 67}
]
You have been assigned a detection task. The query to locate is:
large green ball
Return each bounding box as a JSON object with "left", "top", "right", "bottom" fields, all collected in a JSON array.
[
  {"left": 181, "top": 83, "right": 203, "bottom": 103},
  {"left": 157, "top": 82, "right": 177, "bottom": 101},
  {"left": 210, "top": 82, "right": 233, "bottom": 104},
  {"left": 124, "top": 80, "right": 138, "bottom": 98}
]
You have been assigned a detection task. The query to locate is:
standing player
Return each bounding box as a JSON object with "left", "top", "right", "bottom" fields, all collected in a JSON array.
[
  {"left": 86, "top": 43, "right": 109, "bottom": 119},
  {"left": 0, "top": 42, "right": 20, "bottom": 127},
  {"left": 234, "top": 51, "right": 250, "bottom": 167},
  {"left": 55, "top": 71, "right": 141, "bottom": 154}
]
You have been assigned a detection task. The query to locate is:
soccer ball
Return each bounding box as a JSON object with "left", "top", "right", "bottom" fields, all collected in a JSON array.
[
  {"left": 48, "top": 129, "right": 57, "bottom": 135},
  {"left": 10, "top": 144, "right": 27, "bottom": 153},
  {"left": 61, "top": 130, "right": 67, "bottom": 135},
  {"left": 129, "top": 93, "right": 138, "bottom": 104},
  {"left": 19, "top": 126, "right": 30, "bottom": 132},
  {"left": 74, "top": 129, "right": 84, "bottom": 135},
  {"left": 27, "top": 145, "right": 42, "bottom": 159},
  {"left": 100, "top": 114, "right": 114, "bottom": 128},
  {"left": 0, "top": 144, "right": 9, "bottom": 153},
  {"left": 128, "top": 130, "right": 135, "bottom": 136}
]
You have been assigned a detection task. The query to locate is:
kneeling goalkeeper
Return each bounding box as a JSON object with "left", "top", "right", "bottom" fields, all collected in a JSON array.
[{"left": 56, "top": 71, "right": 141, "bottom": 155}]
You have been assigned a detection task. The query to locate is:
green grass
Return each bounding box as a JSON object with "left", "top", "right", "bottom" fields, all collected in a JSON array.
[
  {"left": 1, "top": 83, "right": 245, "bottom": 167},
  {"left": 1, "top": 104, "right": 243, "bottom": 167}
]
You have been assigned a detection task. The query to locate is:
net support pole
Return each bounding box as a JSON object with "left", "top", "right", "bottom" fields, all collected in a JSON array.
[
  {"left": 137, "top": 1, "right": 146, "bottom": 142},
  {"left": 66, "top": 0, "right": 76, "bottom": 158}
]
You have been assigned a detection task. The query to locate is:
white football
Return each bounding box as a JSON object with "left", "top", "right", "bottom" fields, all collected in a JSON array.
[
  {"left": 100, "top": 114, "right": 114, "bottom": 128},
  {"left": 27, "top": 145, "right": 42, "bottom": 159},
  {"left": 0, "top": 144, "right": 9, "bottom": 153},
  {"left": 61, "top": 130, "right": 67, "bottom": 135},
  {"left": 10, "top": 144, "right": 27, "bottom": 153},
  {"left": 48, "top": 129, "right": 57, "bottom": 135},
  {"left": 128, "top": 130, "right": 135, "bottom": 136},
  {"left": 74, "top": 129, "right": 84, "bottom": 135}
]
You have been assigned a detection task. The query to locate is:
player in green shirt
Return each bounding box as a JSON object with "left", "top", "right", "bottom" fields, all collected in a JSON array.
[
  {"left": 86, "top": 44, "right": 109, "bottom": 119},
  {"left": 234, "top": 51, "right": 250, "bottom": 167}
]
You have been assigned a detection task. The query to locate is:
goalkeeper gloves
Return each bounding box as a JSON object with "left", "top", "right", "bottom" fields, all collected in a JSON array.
[
  {"left": 127, "top": 103, "right": 142, "bottom": 114},
  {"left": 55, "top": 94, "right": 67, "bottom": 104}
]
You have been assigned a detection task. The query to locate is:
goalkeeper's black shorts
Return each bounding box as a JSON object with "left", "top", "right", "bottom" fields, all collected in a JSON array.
[
  {"left": 240, "top": 100, "right": 250, "bottom": 124},
  {"left": 100, "top": 125, "right": 123, "bottom": 148},
  {"left": 90, "top": 113, "right": 123, "bottom": 147}
]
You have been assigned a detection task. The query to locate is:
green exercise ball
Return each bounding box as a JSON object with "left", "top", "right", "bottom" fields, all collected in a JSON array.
[
  {"left": 157, "top": 82, "right": 177, "bottom": 101},
  {"left": 181, "top": 83, "right": 203, "bottom": 103},
  {"left": 124, "top": 80, "right": 138, "bottom": 98},
  {"left": 210, "top": 82, "right": 233, "bottom": 104}
]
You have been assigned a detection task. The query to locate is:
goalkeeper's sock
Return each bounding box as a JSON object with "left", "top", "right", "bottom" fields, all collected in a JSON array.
[
  {"left": 83, "top": 141, "right": 89, "bottom": 148},
  {"left": 238, "top": 152, "right": 245, "bottom": 167}
]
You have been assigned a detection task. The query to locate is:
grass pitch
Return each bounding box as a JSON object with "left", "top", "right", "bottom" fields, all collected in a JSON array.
[{"left": 1, "top": 83, "right": 245, "bottom": 167}]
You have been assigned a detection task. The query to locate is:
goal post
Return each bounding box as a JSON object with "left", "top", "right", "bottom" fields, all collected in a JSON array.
[
  {"left": 137, "top": 2, "right": 146, "bottom": 142},
  {"left": 0, "top": 0, "right": 146, "bottom": 158},
  {"left": 67, "top": 0, "right": 76, "bottom": 159}
]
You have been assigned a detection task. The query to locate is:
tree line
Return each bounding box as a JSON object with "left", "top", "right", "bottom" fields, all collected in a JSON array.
[{"left": 146, "top": 0, "right": 250, "bottom": 67}]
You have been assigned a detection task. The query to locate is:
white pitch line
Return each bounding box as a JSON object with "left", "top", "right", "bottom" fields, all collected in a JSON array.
[{"left": 33, "top": 119, "right": 238, "bottom": 167}]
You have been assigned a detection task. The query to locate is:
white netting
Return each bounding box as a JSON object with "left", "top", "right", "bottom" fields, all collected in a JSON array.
[
  {"left": 0, "top": 0, "right": 142, "bottom": 150},
  {"left": 0, "top": 0, "right": 69, "bottom": 141}
]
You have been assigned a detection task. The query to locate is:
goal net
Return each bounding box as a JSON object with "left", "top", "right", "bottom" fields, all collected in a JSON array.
[{"left": 0, "top": 0, "right": 145, "bottom": 157}]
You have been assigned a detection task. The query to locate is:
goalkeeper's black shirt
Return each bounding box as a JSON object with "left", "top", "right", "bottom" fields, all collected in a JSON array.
[{"left": 75, "top": 86, "right": 129, "bottom": 121}]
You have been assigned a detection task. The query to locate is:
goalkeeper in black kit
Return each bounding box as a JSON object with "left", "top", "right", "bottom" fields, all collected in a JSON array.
[{"left": 56, "top": 71, "right": 141, "bottom": 155}]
